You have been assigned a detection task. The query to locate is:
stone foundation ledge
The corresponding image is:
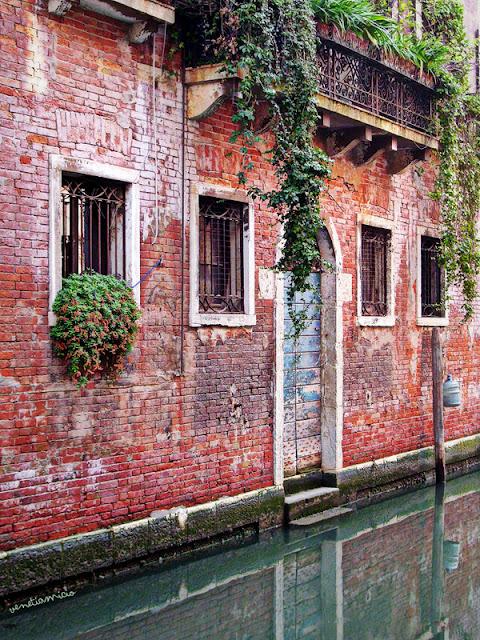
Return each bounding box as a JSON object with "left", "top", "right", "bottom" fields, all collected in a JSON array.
[
  {"left": 323, "top": 433, "right": 480, "bottom": 502},
  {"left": 0, "top": 486, "right": 284, "bottom": 597}
]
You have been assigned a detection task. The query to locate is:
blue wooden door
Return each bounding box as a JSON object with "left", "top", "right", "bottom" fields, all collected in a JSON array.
[{"left": 284, "top": 273, "right": 322, "bottom": 476}]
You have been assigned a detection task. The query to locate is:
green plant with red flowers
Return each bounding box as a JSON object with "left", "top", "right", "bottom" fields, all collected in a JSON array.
[{"left": 50, "top": 273, "right": 141, "bottom": 387}]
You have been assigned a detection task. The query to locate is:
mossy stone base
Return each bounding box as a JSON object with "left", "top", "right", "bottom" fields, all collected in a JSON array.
[
  {"left": 61, "top": 531, "right": 113, "bottom": 578},
  {"left": 0, "top": 485, "right": 284, "bottom": 598}
]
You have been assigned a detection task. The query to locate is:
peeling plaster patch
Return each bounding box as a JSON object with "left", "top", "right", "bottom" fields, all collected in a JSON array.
[
  {"left": 0, "top": 480, "right": 20, "bottom": 492},
  {"left": 467, "top": 309, "right": 480, "bottom": 340},
  {"left": 14, "top": 469, "right": 36, "bottom": 481},
  {"left": 197, "top": 327, "right": 229, "bottom": 345},
  {"left": 407, "top": 331, "right": 420, "bottom": 381},
  {"left": 56, "top": 110, "right": 132, "bottom": 155},
  {"left": 70, "top": 411, "right": 92, "bottom": 439},
  {"left": 1, "top": 449, "right": 15, "bottom": 472},
  {"left": 467, "top": 381, "right": 480, "bottom": 401},
  {"left": 182, "top": 331, "right": 196, "bottom": 374},
  {"left": 195, "top": 143, "right": 243, "bottom": 175},
  {"left": 142, "top": 203, "right": 173, "bottom": 242},
  {"left": 338, "top": 273, "right": 352, "bottom": 303},
  {"left": 392, "top": 197, "right": 401, "bottom": 220},
  {"left": 258, "top": 267, "right": 275, "bottom": 300},
  {"left": 28, "top": 13, "right": 48, "bottom": 94},
  {"left": 230, "top": 384, "right": 249, "bottom": 429},
  {"left": 0, "top": 376, "right": 20, "bottom": 388},
  {"left": 87, "top": 458, "right": 104, "bottom": 477}
]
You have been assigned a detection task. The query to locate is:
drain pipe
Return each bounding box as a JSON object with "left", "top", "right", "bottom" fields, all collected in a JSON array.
[{"left": 179, "top": 57, "right": 186, "bottom": 375}]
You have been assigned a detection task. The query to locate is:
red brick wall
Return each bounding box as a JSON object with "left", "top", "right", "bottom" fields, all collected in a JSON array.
[
  {"left": 326, "top": 155, "right": 480, "bottom": 467},
  {"left": 0, "top": 0, "right": 275, "bottom": 551},
  {"left": 1, "top": 0, "right": 480, "bottom": 552}
]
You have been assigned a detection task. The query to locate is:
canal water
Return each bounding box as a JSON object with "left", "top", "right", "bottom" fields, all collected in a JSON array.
[{"left": 1, "top": 471, "right": 479, "bottom": 639}]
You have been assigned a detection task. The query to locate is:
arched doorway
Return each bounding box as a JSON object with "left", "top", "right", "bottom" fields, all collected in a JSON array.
[{"left": 281, "top": 226, "right": 339, "bottom": 478}]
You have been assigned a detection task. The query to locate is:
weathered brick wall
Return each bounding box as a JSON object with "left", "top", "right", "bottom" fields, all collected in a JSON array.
[
  {"left": 326, "top": 155, "right": 480, "bottom": 467},
  {"left": 2, "top": 0, "right": 480, "bottom": 553},
  {"left": 0, "top": 0, "right": 275, "bottom": 551}
]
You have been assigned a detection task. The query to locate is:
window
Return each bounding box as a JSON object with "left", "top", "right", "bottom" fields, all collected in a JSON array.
[
  {"left": 49, "top": 156, "right": 140, "bottom": 324},
  {"left": 361, "top": 225, "right": 391, "bottom": 316},
  {"left": 199, "top": 196, "right": 246, "bottom": 314},
  {"left": 421, "top": 236, "right": 444, "bottom": 317},
  {"left": 61, "top": 176, "right": 126, "bottom": 279},
  {"left": 190, "top": 186, "right": 255, "bottom": 327}
]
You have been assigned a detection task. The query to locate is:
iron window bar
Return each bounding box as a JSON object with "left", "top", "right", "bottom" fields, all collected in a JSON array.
[
  {"left": 198, "top": 196, "right": 246, "bottom": 314},
  {"left": 361, "top": 225, "right": 390, "bottom": 316},
  {"left": 61, "top": 176, "right": 126, "bottom": 280},
  {"left": 421, "top": 236, "right": 444, "bottom": 317}
]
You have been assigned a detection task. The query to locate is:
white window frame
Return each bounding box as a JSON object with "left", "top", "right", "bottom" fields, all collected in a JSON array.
[
  {"left": 357, "top": 213, "right": 395, "bottom": 327},
  {"left": 416, "top": 227, "right": 448, "bottom": 327},
  {"left": 48, "top": 155, "right": 140, "bottom": 326},
  {"left": 189, "top": 183, "right": 256, "bottom": 327}
]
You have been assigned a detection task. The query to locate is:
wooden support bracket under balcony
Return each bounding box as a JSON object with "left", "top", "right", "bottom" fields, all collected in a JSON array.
[
  {"left": 386, "top": 148, "right": 427, "bottom": 175},
  {"left": 318, "top": 126, "right": 373, "bottom": 158},
  {"left": 350, "top": 135, "right": 398, "bottom": 166},
  {"left": 315, "top": 94, "right": 438, "bottom": 151}
]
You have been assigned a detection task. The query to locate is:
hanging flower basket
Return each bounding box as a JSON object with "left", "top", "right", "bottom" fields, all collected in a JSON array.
[{"left": 50, "top": 273, "right": 141, "bottom": 387}]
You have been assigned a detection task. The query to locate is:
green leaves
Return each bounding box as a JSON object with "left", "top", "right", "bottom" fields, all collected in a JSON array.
[
  {"left": 50, "top": 273, "right": 141, "bottom": 387},
  {"left": 192, "top": 0, "right": 479, "bottom": 321},
  {"left": 424, "top": 1, "right": 480, "bottom": 319},
  {"left": 312, "top": 0, "right": 398, "bottom": 47},
  {"left": 310, "top": 0, "right": 461, "bottom": 78},
  {"left": 218, "top": 0, "right": 332, "bottom": 337}
]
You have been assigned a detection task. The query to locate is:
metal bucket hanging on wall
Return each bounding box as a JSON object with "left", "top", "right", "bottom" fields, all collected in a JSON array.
[
  {"left": 444, "top": 540, "right": 461, "bottom": 572},
  {"left": 443, "top": 374, "right": 461, "bottom": 408}
]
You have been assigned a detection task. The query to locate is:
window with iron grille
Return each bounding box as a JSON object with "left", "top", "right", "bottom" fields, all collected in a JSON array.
[
  {"left": 61, "top": 175, "right": 126, "bottom": 279},
  {"left": 421, "top": 236, "right": 444, "bottom": 317},
  {"left": 198, "top": 196, "right": 246, "bottom": 314},
  {"left": 361, "top": 225, "right": 390, "bottom": 316}
]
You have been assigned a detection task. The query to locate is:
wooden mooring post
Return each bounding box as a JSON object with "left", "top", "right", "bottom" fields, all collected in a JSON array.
[{"left": 431, "top": 327, "right": 446, "bottom": 483}]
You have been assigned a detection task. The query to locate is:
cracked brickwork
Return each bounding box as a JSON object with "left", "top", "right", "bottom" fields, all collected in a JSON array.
[{"left": 1, "top": 0, "right": 480, "bottom": 553}]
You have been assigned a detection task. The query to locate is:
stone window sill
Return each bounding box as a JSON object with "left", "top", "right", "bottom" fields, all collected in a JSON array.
[
  {"left": 357, "top": 315, "right": 395, "bottom": 327},
  {"left": 417, "top": 316, "right": 449, "bottom": 327},
  {"left": 190, "top": 313, "right": 256, "bottom": 328}
]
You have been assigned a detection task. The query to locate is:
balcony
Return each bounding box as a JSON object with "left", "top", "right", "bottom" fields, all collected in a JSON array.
[
  {"left": 185, "top": 23, "right": 438, "bottom": 173},
  {"left": 316, "top": 30, "right": 435, "bottom": 135}
]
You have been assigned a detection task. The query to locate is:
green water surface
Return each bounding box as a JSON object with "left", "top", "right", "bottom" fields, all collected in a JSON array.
[{"left": 2, "top": 471, "right": 480, "bottom": 639}]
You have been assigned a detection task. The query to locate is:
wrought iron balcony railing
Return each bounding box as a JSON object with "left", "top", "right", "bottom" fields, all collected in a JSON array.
[{"left": 317, "top": 36, "right": 436, "bottom": 134}]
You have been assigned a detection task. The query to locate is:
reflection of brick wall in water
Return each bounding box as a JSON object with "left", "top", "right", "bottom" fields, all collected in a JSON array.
[
  {"left": 342, "top": 512, "right": 434, "bottom": 640},
  {"left": 342, "top": 492, "right": 480, "bottom": 640},
  {"left": 78, "top": 569, "right": 275, "bottom": 640},
  {"left": 444, "top": 492, "right": 480, "bottom": 640}
]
